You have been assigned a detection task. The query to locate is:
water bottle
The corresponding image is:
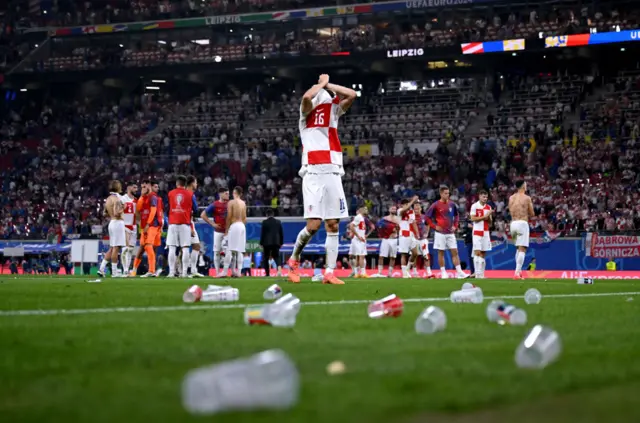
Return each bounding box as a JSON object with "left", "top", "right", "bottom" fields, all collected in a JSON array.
[
  {"left": 449, "top": 288, "right": 483, "bottom": 304},
  {"left": 201, "top": 288, "right": 239, "bottom": 302},
  {"left": 524, "top": 288, "right": 542, "bottom": 305},
  {"left": 486, "top": 300, "right": 527, "bottom": 325},
  {"left": 461, "top": 282, "right": 477, "bottom": 290},
  {"left": 577, "top": 277, "right": 594, "bottom": 284},
  {"left": 415, "top": 306, "right": 447, "bottom": 334},
  {"left": 182, "top": 349, "right": 300, "bottom": 414},
  {"left": 515, "top": 325, "right": 562, "bottom": 369}
]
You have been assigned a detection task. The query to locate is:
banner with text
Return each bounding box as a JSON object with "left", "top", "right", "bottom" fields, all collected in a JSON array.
[
  {"left": 585, "top": 233, "right": 640, "bottom": 258},
  {"left": 51, "top": 0, "right": 490, "bottom": 36}
]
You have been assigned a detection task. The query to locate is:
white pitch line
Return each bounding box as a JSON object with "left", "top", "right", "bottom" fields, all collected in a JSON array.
[{"left": 0, "top": 291, "right": 637, "bottom": 317}]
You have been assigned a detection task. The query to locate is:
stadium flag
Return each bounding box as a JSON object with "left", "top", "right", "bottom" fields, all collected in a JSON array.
[{"left": 585, "top": 233, "right": 640, "bottom": 258}]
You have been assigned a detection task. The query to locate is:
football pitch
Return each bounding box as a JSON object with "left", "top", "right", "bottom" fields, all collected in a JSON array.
[{"left": 1, "top": 276, "right": 639, "bottom": 423}]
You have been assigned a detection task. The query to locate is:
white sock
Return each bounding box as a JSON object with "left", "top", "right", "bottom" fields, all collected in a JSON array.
[
  {"left": 292, "top": 228, "right": 313, "bottom": 260},
  {"left": 401, "top": 265, "right": 408, "bottom": 274},
  {"left": 481, "top": 257, "right": 486, "bottom": 277},
  {"left": 441, "top": 268, "right": 448, "bottom": 277},
  {"left": 168, "top": 247, "right": 177, "bottom": 276},
  {"left": 388, "top": 264, "right": 393, "bottom": 276},
  {"left": 190, "top": 250, "right": 199, "bottom": 273},
  {"left": 378, "top": 264, "right": 384, "bottom": 274},
  {"left": 111, "top": 262, "right": 119, "bottom": 277},
  {"left": 455, "top": 264, "right": 463, "bottom": 274},
  {"left": 426, "top": 266, "right": 432, "bottom": 275},
  {"left": 479, "top": 257, "right": 486, "bottom": 277},
  {"left": 325, "top": 232, "right": 339, "bottom": 271},
  {"left": 121, "top": 248, "right": 131, "bottom": 273},
  {"left": 223, "top": 250, "right": 232, "bottom": 274},
  {"left": 355, "top": 266, "right": 360, "bottom": 275},
  {"left": 181, "top": 247, "right": 190, "bottom": 276},
  {"left": 473, "top": 256, "right": 482, "bottom": 276},
  {"left": 235, "top": 252, "right": 243, "bottom": 275},
  {"left": 214, "top": 252, "right": 221, "bottom": 274},
  {"left": 515, "top": 251, "right": 525, "bottom": 273},
  {"left": 100, "top": 259, "right": 108, "bottom": 272}
]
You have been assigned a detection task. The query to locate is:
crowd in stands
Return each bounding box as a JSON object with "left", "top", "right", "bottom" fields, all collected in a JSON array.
[
  {"left": 12, "top": 4, "right": 638, "bottom": 73},
  {"left": 1, "top": 69, "right": 639, "bottom": 240}
]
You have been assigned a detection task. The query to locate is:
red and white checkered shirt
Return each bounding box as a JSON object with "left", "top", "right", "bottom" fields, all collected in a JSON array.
[
  {"left": 471, "top": 201, "right": 492, "bottom": 236},
  {"left": 299, "top": 90, "right": 345, "bottom": 174}
]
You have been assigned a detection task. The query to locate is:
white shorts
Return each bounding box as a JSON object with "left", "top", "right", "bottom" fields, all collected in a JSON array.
[
  {"left": 302, "top": 172, "right": 349, "bottom": 221},
  {"left": 228, "top": 222, "right": 246, "bottom": 253},
  {"left": 472, "top": 234, "right": 492, "bottom": 252},
  {"left": 191, "top": 226, "right": 200, "bottom": 245},
  {"left": 125, "top": 228, "right": 137, "bottom": 247},
  {"left": 434, "top": 232, "right": 457, "bottom": 250},
  {"left": 398, "top": 234, "right": 418, "bottom": 254},
  {"left": 510, "top": 220, "right": 530, "bottom": 247},
  {"left": 379, "top": 238, "right": 398, "bottom": 258},
  {"left": 417, "top": 239, "right": 430, "bottom": 258},
  {"left": 350, "top": 238, "right": 367, "bottom": 256},
  {"left": 108, "top": 220, "right": 126, "bottom": 247},
  {"left": 167, "top": 224, "right": 192, "bottom": 247},
  {"left": 213, "top": 231, "right": 227, "bottom": 253}
]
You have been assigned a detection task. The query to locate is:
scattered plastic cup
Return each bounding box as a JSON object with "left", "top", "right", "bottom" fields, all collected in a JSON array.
[
  {"left": 244, "top": 305, "right": 271, "bottom": 326},
  {"left": 486, "top": 300, "right": 527, "bottom": 325},
  {"left": 461, "top": 282, "right": 477, "bottom": 290},
  {"left": 450, "top": 287, "right": 483, "bottom": 304},
  {"left": 524, "top": 288, "right": 542, "bottom": 304},
  {"left": 263, "top": 284, "right": 283, "bottom": 300},
  {"left": 515, "top": 325, "right": 562, "bottom": 369},
  {"left": 182, "top": 349, "right": 300, "bottom": 414},
  {"left": 202, "top": 288, "right": 239, "bottom": 302},
  {"left": 415, "top": 306, "right": 447, "bottom": 334},
  {"left": 86, "top": 279, "right": 102, "bottom": 283},
  {"left": 577, "top": 277, "right": 594, "bottom": 284},
  {"left": 367, "top": 294, "right": 404, "bottom": 318},
  {"left": 206, "top": 285, "right": 225, "bottom": 292},
  {"left": 183, "top": 285, "right": 203, "bottom": 303}
]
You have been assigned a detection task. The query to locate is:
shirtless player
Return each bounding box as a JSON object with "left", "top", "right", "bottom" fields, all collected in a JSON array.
[
  {"left": 98, "top": 180, "right": 126, "bottom": 278},
  {"left": 508, "top": 180, "right": 535, "bottom": 279},
  {"left": 223, "top": 186, "right": 247, "bottom": 278}
]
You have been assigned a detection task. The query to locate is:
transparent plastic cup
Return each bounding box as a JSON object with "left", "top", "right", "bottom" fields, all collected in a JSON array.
[
  {"left": 515, "top": 325, "right": 562, "bottom": 369},
  {"left": 264, "top": 304, "right": 299, "bottom": 328},
  {"left": 263, "top": 284, "right": 283, "bottom": 300},
  {"left": 367, "top": 294, "right": 404, "bottom": 318},
  {"left": 461, "top": 282, "right": 477, "bottom": 290},
  {"left": 206, "top": 284, "right": 225, "bottom": 292},
  {"left": 182, "top": 349, "right": 299, "bottom": 414},
  {"left": 415, "top": 306, "right": 447, "bottom": 334},
  {"left": 524, "top": 288, "right": 542, "bottom": 304},
  {"left": 201, "top": 288, "right": 239, "bottom": 302},
  {"left": 577, "top": 277, "right": 594, "bottom": 284},
  {"left": 486, "top": 300, "right": 527, "bottom": 325},
  {"left": 450, "top": 288, "right": 483, "bottom": 304},
  {"left": 273, "top": 293, "right": 301, "bottom": 312},
  {"left": 244, "top": 305, "right": 271, "bottom": 326},
  {"left": 183, "top": 285, "right": 203, "bottom": 303}
]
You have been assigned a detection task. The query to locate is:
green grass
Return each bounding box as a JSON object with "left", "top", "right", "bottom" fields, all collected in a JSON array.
[{"left": 0, "top": 276, "right": 639, "bottom": 423}]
